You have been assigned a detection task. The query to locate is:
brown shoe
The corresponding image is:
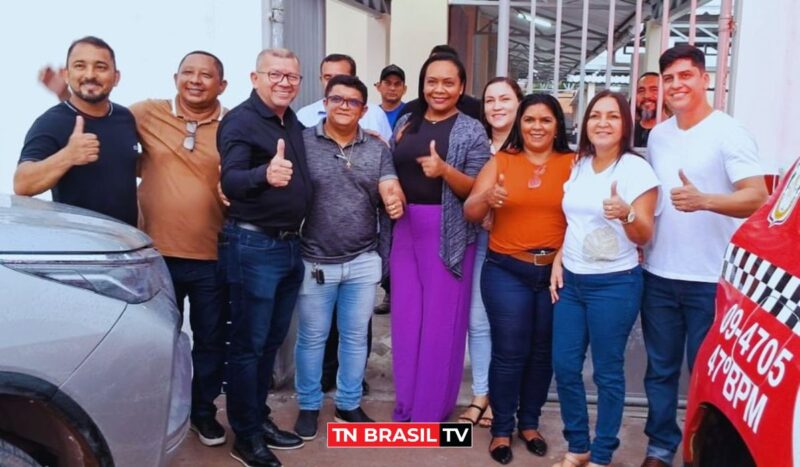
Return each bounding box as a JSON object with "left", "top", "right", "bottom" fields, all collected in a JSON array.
[{"left": 640, "top": 457, "right": 670, "bottom": 467}]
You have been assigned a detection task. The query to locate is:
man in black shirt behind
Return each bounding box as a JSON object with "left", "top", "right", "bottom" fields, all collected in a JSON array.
[
  {"left": 14, "top": 36, "right": 139, "bottom": 226},
  {"left": 218, "top": 47, "right": 311, "bottom": 467}
]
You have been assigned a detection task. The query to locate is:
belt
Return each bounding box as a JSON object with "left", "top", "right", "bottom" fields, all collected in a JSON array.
[
  {"left": 235, "top": 221, "right": 301, "bottom": 240},
  {"left": 509, "top": 249, "right": 557, "bottom": 266}
]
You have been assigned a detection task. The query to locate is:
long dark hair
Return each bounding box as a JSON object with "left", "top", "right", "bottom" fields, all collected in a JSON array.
[
  {"left": 577, "top": 90, "right": 638, "bottom": 160},
  {"left": 406, "top": 54, "right": 467, "bottom": 134},
  {"left": 500, "top": 93, "right": 570, "bottom": 154},
  {"left": 480, "top": 77, "right": 524, "bottom": 138}
]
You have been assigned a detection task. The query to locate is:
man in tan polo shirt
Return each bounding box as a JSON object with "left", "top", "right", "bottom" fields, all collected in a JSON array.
[
  {"left": 40, "top": 50, "right": 231, "bottom": 447},
  {"left": 129, "top": 51, "right": 231, "bottom": 448}
]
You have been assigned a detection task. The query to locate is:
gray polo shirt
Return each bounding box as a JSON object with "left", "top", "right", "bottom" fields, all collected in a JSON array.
[{"left": 301, "top": 120, "right": 397, "bottom": 263}]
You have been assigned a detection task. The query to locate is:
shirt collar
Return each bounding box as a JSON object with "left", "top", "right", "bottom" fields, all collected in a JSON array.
[
  {"left": 314, "top": 118, "right": 367, "bottom": 146},
  {"left": 64, "top": 99, "right": 114, "bottom": 117},
  {"left": 171, "top": 96, "right": 226, "bottom": 123},
  {"left": 249, "top": 89, "right": 297, "bottom": 126},
  {"left": 310, "top": 99, "right": 326, "bottom": 116}
]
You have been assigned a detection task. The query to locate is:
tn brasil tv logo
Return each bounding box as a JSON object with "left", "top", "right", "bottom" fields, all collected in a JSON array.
[{"left": 327, "top": 423, "right": 472, "bottom": 448}]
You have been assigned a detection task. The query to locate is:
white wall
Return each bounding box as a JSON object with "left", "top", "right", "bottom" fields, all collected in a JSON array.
[
  {"left": 389, "top": 0, "right": 449, "bottom": 99},
  {"left": 325, "top": 0, "right": 390, "bottom": 104},
  {"left": 0, "top": 0, "right": 261, "bottom": 196},
  {"left": 731, "top": 0, "right": 800, "bottom": 173}
]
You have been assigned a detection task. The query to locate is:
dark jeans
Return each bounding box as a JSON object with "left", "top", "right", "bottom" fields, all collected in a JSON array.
[
  {"left": 164, "top": 256, "right": 228, "bottom": 422},
  {"left": 220, "top": 223, "right": 304, "bottom": 438},
  {"left": 552, "top": 266, "right": 642, "bottom": 465},
  {"left": 641, "top": 271, "right": 716, "bottom": 462},
  {"left": 481, "top": 251, "right": 553, "bottom": 437}
]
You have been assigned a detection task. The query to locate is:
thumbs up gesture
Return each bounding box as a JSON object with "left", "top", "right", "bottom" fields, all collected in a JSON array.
[
  {"left": 266, "top": 138, "right": 294, "bottom": 187},
  {"left": 65, "top": 116, "right": 100, "bottom": 166},
  {"left": 485, "top": 172, "right": 509, "bottom": 209},
  {"left": 670, "top": 169, "right": 705, "bottom": 212},
  {"left": 602, "top": 181, "right": 631, "bottom": 221},
  {"left": 416, "top": 140, "right": 449, "bottom": 178},
  {"left": 383, "top": 182, "right": 405, "bottom": 219}
]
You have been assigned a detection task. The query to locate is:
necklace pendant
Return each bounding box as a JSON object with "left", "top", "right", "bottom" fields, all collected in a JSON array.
[
  {"left": 528, "top": 177, "right": 542, "bottom": 189},
  {"left": 346, "top": 161, "right": 352, "bottom": 169}
]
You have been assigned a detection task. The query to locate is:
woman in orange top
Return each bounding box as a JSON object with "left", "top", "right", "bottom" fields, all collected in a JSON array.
[{"left": 464, "top": 93, "right": 573, "bottom": 465}]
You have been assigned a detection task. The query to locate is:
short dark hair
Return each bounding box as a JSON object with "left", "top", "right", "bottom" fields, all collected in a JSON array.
[
  {"left": 66, "top": 36, "right": 116, "bottom": 67},
  {"left": 178, "top": 50, "right": 225, "bottom": 80},
  {"left": 325, "top": 74, "right": 368, "bottom": 104},
  {"left": 501, "top": 93, "right": 571, "bottom": 154},
  {"left": 659, "top": 44, "right": 706, "bottom": 73},
  {"left": 321, "top": 54, "right": 356, "bottom": 76},
  {"left": 638, "top": 71, "right": 660, "bottom": 82},
  {"left": 430, "top": 44, "right": 459, "bottom": 58},
  {"left": 577, "top": 90, "right": 638, "bottom": 160},
  {"left": 480, "top": 77, "right": 524, "bottom": 138}
]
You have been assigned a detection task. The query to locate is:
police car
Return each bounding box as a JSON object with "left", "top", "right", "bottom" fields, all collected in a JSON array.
[{"left": 684, "top": 160, "right": 800, "bottom": 466}]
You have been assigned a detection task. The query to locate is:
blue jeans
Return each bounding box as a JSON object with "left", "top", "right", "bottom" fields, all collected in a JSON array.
[
  {"left": 295, "top": 251, "right": 381, "bottom": 410},
  {"left": 552, "top": 266, "right": 642, "bottom": 465},
  {"left": 468, "top": 231, "right": 490, "bottom": 396},
  {"left": 164, "top": 257, "right": 228, "bottom": 422},
  {"left": 641, "top": 271, "right": 716, "bottom": 464},
  {"left": 220, "top": 223, "right": 304, "bottom": 438},
  {"left": 481, "top": 250, "right": 553, "bottom": 437}
]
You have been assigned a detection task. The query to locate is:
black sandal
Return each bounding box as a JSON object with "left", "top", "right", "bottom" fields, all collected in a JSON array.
[{"left": 457, "top": 403, "right": 486, "bottom": 425}]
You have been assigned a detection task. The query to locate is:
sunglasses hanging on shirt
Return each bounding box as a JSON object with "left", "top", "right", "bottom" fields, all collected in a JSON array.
[{"left": 183, "top": 121, "right": 198, "bottom": 151}]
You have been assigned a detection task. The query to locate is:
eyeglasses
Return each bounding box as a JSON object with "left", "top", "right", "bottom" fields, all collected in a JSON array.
[
  {"left": 257, "top": 70, "right": 303, "bottom": 85},
  {"left": 528, "top": 164, "right": 546, "bottom": 189},
  {"left": 183, "top": 120, "right": 198, "bottom": 151},
  {"left": 325, "top": 95, "right": 365, "bottom": 108}
]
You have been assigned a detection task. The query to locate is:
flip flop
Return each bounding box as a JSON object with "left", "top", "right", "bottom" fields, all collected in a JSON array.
[
  {"left": 457, "top": 403, "right": 487, "bottom": 425},
  {"left": 478, "top": 406, "right": 493, "bottom": 428},
  {"left": 552, "top": 452, "right": 590, "bottom": 467}
]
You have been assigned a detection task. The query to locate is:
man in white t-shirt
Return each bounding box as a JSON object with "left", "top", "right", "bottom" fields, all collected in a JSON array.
[
  {"left": 640, "top": 45, "right": 768, "bottom": 467},
  {"left": 295, "top": 53, "right": 392, "bottom": 141}
]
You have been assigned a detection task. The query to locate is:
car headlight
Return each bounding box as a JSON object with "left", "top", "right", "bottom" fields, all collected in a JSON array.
[{"left": 1, "top": 248, "right": 175, "bottom": 305}]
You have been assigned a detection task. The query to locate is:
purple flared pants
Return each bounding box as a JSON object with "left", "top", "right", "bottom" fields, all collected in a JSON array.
[{"left": 390, "top": 204, "right": 476, "bottom": 422}]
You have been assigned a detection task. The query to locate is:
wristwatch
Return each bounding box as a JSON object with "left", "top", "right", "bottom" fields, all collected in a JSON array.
[{"left": 621, "top": 208, "right": 636, "bottom": 225}]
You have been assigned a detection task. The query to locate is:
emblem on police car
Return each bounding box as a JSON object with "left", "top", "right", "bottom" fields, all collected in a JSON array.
[{"left": 768, "top": 166, "right": 800, "bottom": 226}]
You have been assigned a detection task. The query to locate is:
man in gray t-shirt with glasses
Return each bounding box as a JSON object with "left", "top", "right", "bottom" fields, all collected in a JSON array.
[{"left": 292, "top": 74, "right": 403, "bottom": 440}]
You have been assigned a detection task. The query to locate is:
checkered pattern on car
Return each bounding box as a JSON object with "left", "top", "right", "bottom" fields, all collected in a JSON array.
[{"left": 722, "top": 243, "right": 800, "bottom": 336}]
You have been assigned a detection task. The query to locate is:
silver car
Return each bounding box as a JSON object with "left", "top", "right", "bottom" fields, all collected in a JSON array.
[{"left": 0, "top": 195, "right": 191, "bottom": 467}]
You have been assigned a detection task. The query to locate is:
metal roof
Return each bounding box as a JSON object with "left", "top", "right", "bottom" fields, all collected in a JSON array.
[{"left": 451, "top": 0, "right": 718, "bottom": 82}]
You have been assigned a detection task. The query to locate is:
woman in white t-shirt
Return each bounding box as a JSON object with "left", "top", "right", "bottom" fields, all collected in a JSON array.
[{"left": 549, "top": 90, "right": 659, "bottom": 467}]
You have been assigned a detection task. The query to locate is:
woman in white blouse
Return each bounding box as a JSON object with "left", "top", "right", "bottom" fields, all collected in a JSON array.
[{"left": 550, "top": 90, "right": 659, "bottom": 467}]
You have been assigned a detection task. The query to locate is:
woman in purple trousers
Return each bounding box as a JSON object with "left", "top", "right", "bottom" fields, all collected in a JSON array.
[{"left": 390, "top": 53, "right": 491, "bottom": 422}]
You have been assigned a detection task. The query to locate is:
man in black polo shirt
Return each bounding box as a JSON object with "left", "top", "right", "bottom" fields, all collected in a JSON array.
[
  {"left": 14, "top": 36, "right": 138, "bottom": 226},
  {"left": 218, "top": 47, "right": 311, "bottom": 467}
]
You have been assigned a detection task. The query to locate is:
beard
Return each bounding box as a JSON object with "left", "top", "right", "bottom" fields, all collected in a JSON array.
[
  {"left": 639, "top": 106, "right": 656, "bottom": 121},
  {"left": 71, "top": 81, "right": 110, "bottom": 104}
]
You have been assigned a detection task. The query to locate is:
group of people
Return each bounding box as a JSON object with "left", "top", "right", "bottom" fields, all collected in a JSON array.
[{"left": 16, "top": 36, "right": 767, "bottom": 467}]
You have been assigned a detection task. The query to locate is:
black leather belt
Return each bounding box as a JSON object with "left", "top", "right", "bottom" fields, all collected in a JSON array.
[{"left": 235, "top": 221, "right": 301, "bottom": 240}]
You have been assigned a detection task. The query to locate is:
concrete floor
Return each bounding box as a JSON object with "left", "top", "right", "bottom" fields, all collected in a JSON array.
[
  {"left": 171, "top": 396, "right": 661, "bottom": 467},
  {"left": 172, "top": 299, "right": 683, "bottom": 466}
]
